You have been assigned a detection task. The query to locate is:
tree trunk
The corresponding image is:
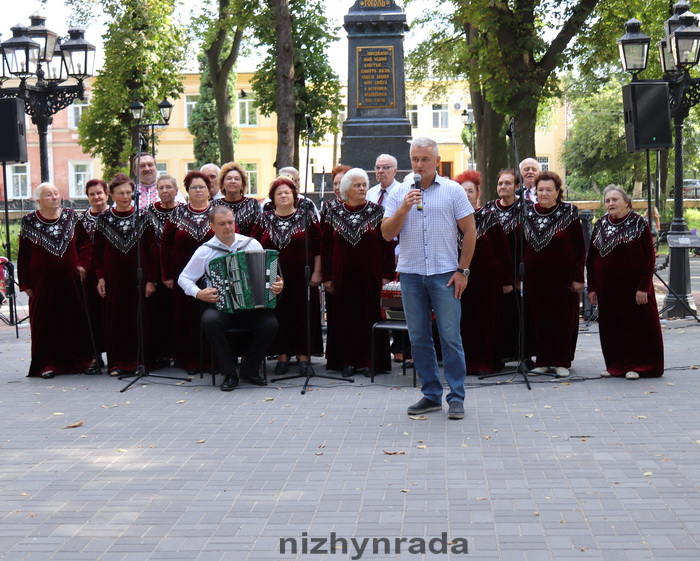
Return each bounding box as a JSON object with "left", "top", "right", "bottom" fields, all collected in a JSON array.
[
  {"left": 274, "top": 0, "right": 295, "bottom": 170},
  {"left": 513, "top": 107, "right": 537, "bottom": 169},
  {"left": 471, "top": 84, "right": 508, "bottom": 203},
  {"left": 210, "top": 72, "right": 235, "bottom": 163}
]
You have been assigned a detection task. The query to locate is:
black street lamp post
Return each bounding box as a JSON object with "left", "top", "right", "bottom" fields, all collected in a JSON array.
[
  {"left": 618, "top": 2, "right": 700, "bottom": 317},
  {"left": 130, "top": 97, "right": 174, "bottom": 158},
  {"left": 460, "top": 108, "right": 475, "bottom": 170},
  {"left": 0, "top": 14, "right": 95, "bottom": 183}
]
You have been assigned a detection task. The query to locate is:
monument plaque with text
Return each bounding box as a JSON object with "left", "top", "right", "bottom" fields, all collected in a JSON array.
[{"left": 357, "top": 46, "right": 396, "bottom": 109}]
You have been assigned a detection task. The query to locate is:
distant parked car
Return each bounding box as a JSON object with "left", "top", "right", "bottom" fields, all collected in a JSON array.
[{"left": 683, "top": 178, "right": 700, "bottom": 198}]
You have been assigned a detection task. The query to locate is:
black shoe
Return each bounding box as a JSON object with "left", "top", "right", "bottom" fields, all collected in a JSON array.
[
  {"left": 524, "top": 358, "right": 536, "bottom": 370},
  {"left": 298, "top": 361, "right": 311, "bottom": 376},
  {"left": 274, "top": 361, "right": 290, "bottom": 375},
  {"left": 41, "top": 371, "right": 55, "bottom": 379},
  {"left": 447, "top": 400, "right": 465, "bottom": 420},
  {"left": 220, "top": 374, "right": 239, "bottom": 391},
  {"left": 241, "top": 374, "right": 268, "bottom": 386},
  {"left": 85, "top": 361, "right": 100, "bottom": 375},
  {"left": 407, "top": 397, "right": 442, "bottom": 415},
  {"left": 186, "top": 368, "right": 199, "bottom": 376},
  {"left": 109, "top": 368, "right": 124, "bottom": 377},
  {"left": 341, "top": 365, "right": 354, "bottom": 378}
]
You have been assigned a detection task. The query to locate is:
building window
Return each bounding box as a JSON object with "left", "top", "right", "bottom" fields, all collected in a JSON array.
[
  {"left": 238, "top": 97, "right": 258, "bottom": 127},
  {"left": 68, "top": 98, "right": 88, "bottom": 129},
  {"left": 407, "top": 104, "right": 418, "bottom": 128},
  {"left": 186, "top": 162, "right": 197, "bottom": 173},
  {"left": 432, "top": 103, "right": 449, "bottom": 129},
  {"left": 537, "top": 157, "right": 550, "bottom": 171},
  {"left": 241, "top": 162, "right": 258, "bottom": 195},
  {"left": 184, "top": 95, "right": 199, "bottom": 128},
  {"left": 9, "top": 164, "right": 30, "bottom": 199},
  {"left": 69, "top": 161, "right": 93, "bottom": 198},
  {"left": 156, "top": 162, "right": 168, "bottom": 177}
]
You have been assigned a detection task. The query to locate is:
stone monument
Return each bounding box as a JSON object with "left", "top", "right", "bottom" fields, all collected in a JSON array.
[{"left": 341, "top": 0, "right": 412, "bottom": 172}]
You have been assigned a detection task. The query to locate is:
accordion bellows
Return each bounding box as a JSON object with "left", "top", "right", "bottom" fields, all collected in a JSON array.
[{"left": 208, "top": 250, "right": 280, "bottom": 313}]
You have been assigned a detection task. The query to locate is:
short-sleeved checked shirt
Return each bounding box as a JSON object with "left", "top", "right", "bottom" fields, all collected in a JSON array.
[{"left": 383, "top": 174, "right": 474, "bottom": 276}]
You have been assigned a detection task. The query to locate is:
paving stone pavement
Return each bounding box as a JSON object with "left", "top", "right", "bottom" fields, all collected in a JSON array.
[{"left": 0, "top": 272, "right": 699, "bottom": 561}]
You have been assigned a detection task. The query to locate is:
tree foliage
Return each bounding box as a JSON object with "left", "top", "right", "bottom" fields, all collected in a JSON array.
[
  {"left": 562, "top": 74, "right": 640, "bottom": 190},
  {"left": 189, "top": 55, "right": 224, "bottom": 167},
  {"left": 69, "top": 0, "right": 185, "bottom": 179},
  {"left": 406, "top": 0, "right": 603, "bottom": 197},
  {"left": 251, "top": 0, "right": 343, "bottom": 169}
]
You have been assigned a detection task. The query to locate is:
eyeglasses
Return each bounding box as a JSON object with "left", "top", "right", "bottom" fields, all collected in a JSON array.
[
  {"left": 374, "top": 165, "right": 395, "bottom": 171},
  {"left": 188, "top": 185, "right": 208, "bottom": 190}
]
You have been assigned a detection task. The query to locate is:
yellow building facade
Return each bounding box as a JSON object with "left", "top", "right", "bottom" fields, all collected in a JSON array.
[{"left": 156, "top": 72, "right": 568, "bottom": 197}]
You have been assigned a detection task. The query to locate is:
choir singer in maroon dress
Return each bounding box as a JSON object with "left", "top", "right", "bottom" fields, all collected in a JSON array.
[
  {"left": 455, "top": 170, "right": 513, "bottom": 375},
  {"left": 161, "top": 171, "right": 214, "bottom": 374},
  {"left": 147, "top": 175, "right": 182, "bottom": 367},
  {"left": 77, "top": 178, "right": 110, "bottom": 367},
  {"left": 483, "top": 169, "right": 523, "bottom": 363},
  {"left": 322, "top": 168, "right": 395, "bottom": 377},
  {"left": 251, "top": 177, "right": 323, "bottom": 377},
  {"left": 587, "top": 185, "right": 664, "bottom": 379},
  {"left": 94, "top": 173, "right": 157, "bottom": 376},
  {"left": 18, "top": 183, "right": 94, "bottom": 378},
  {"left": 523, "top": 171, "right": 585, "bottom": 378},
  {"left": 213, "top": 162, "right": 260, "bottom": 236}
]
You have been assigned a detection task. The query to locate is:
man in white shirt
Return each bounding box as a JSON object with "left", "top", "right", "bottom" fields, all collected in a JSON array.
[
  {"left": 178, "top": 206, "right": 283, "bottom": 391},
  {"left": 200, "top": 163, "right": 223, "bottom": 199},
  {"left": 382, "top": 137, "right": 476, "bottom": 420},
  {"left": 520, "top": 158, "right": 541, "bottom": 203},
  {"left": 367, "top": 154, "right": 400, "bottom": 207}
]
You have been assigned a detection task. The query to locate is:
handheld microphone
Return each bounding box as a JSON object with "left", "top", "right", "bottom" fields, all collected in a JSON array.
[
  {"left": 305, "top": 115, "right": 314, "bottom": 138},
  {"left": 413, "top": 173, "right": 423, "bottom": 211}
]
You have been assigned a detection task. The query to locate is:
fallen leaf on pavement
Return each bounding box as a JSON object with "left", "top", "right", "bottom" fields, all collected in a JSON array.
[
  {"left": 383, "top": 450, "right": 405, "bottom": 455},
  {"left": 63, "top": 421, "right": 84, "bottom": 429}
]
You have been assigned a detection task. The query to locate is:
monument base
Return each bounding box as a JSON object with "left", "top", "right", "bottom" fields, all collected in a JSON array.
[{"left": 341, "top": 117, "right": 412, "bottom": 171}]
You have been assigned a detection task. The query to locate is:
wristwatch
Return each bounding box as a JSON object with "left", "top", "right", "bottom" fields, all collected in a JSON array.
[{"left": 457, "top": 268, "right": 470, "bottom": 277}]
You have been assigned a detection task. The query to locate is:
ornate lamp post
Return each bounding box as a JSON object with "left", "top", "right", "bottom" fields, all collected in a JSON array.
[
  {"left": 130, "top": 97, "right": 174, "bottom": 157},
  {"left": 618, "top": 2, "right": 700, "bottom": 317},
  {"left": 460, "top": 108, "right": 475, "bottom": 170},
  {"left": 0, "top": 14, "right": 95, "bottom": 183}
]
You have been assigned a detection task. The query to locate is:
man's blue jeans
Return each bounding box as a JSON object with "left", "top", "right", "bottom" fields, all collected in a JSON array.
[{"left": 401, "top": 272, "right": 466, "bottom": 404}]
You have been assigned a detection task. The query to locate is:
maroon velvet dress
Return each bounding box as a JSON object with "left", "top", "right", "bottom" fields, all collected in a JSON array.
[
  {"left": 18, "top": 209, "right": 93, "bottom": 377},
  {"left": 523, "top": 202, "right": 585, "bottom": 368},
  {"left": 147, "top": 202, "right": 180, "bottom": 364},
  {"left": 160, "top": 204, "right": 214, "bottom": 370},
  {"left": 322, "top": 201, "right": 395, "bottom": 372},
  {"left": 251, "top": 204, "right": 323, "bottom": 357},
  {"left": 587, "top": 212, "right": 663, "bottom": 377},
  {"left": 484, "top": 198, "right": 524, "bottom": 361},
  {"left": 460, "top": 207, "right": 512, "bottom": 373},
  {"left": 78, "top": 208, "right": 105, "bottom": 357},
  {"left": 212, "top": 196, "right": 260, "bottom": 236},
  {"left": 93, "top": 207, "right": 156, "bottom": 373}
]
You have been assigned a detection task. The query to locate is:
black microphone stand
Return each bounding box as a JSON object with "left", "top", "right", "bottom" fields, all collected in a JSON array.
[
  {"left": 121, "top": 140, "right": 188, "bottom": 392},
  {"left": 479, "top": 118, "right": 532, "bottom": 388},
  {"left": 273, "top": 116, "right": 351, "bottom": 394}
]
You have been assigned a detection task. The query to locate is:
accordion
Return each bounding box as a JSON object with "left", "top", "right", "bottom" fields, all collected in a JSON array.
[{"left": 208, "top": 250, "right": 280, "bottom": 313}]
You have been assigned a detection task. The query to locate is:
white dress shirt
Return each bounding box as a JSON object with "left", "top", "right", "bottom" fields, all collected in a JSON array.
[
  {"left": 178, "top": 234, "right": 263, "bottom": 298},
  {"left": 367, "top": 179, "right": 400, "bottom": 207}
]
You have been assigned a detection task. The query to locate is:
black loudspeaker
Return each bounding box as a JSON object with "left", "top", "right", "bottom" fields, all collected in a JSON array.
[
  {"left": 622, "top": 82, "right": 673, "bottom": 153},
  {"left": 0, "top": 97, "right": 28, "bottom": 164}
]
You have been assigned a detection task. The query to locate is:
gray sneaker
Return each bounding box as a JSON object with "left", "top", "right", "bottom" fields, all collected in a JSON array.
[
  {"left": 407, "top": 397, "right": 442, "bottom": 415},
  {"left": 447, "top": 401, "right": 465, "bottom": 420}
]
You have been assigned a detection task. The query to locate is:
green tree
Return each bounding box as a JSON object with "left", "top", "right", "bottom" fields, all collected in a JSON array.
[
  {"left": 189, "top": 57, "right": 221, "bottom": 167},
  {"left": 407, "top": 0, "right": 603, "bottom": 199},
  {"left": 562, "top": 75, "right": 640, "bottom": 191},
  {"left": 192, "top": 0, "right": 257, "bottom": 163},
  {"left": 251, "top": 0, "right": 343, "bottom": 170},
  {"left": 69, "top": 0, "right": 185, "bottom": 179}
]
